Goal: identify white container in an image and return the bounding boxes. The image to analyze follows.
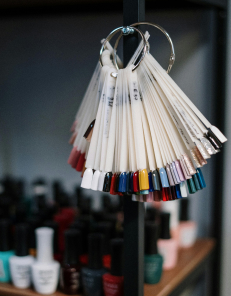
[31,227,60,295]
[10,255,34,288]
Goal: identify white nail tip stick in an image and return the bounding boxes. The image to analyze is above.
[91,170,100,190]
[97,171,106,191]
[81,168,93,189]
[180,182,188,197]
[31,227,60,295]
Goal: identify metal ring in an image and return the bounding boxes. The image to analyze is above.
[130,22,175,73]
[99,26,147,73]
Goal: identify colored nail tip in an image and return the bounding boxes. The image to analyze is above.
[196,141,211,159]
[174,160,185,182]
[70,120,77,133]
[69,132,77,145]
[190,148,203,168]
[126,172,130,193]
[103,172,112,192]
[153,190,162,202]
[175,184,182,199]
[97,172,106,191]
[139,169,149,191]
[83,119,96,139]
[140,190,149,195]
[187,178,197,194]
[192,174,201,190]
[206,131,222,149]
[194,147,207,166]
[182,154,197,175]
[146,192,154,202]
[91,170,100,190]
[200,137,216,155]
[196,168,206,188]
[161,187,168,201]
[133,171,140,192]
[68,147,80,168]
[159,168,170,188]
[148,172,154,192]
[118,172,127,193]
[166,164,175,186]
[115,173,121,193]
[110,174,117,195]
[81,168,93,189]
[169,163,177,184]
[76,153,86,172]
[170,186,177,200]
[152,170,161,191]
[179,158,191,180]
[129,172,134,193]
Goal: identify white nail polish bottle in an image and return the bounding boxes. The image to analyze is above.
[32,227,60,295]
[9,224,34,288]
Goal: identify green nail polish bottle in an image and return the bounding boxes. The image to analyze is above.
[144,222,163,284]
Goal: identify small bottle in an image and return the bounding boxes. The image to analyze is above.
[95,221,113,269]
[102,239,124,296]
[82,233,107,296]
[9,224,34,288]
[144,222,163,284]
[31,227,60,295]
[178,199,197,248]
[157,213,178,270]
[0,220,14,282]
[60,229,82,295]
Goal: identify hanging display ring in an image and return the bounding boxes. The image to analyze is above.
[99,26,147,73]
[130,22,175,73]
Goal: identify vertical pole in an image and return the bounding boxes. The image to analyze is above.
[211,8,227,296]
[123,1,145,296]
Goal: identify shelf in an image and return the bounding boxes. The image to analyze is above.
[0,239,215,296]
[144,238,215,296]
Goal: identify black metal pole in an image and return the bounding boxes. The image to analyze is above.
[211,7,227,296]
[123,1,145,296]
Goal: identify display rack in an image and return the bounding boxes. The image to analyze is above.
[0,239,215,296]
[0,0,227,295]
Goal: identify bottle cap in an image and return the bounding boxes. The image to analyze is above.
[64,229,81,265]
[36,227,54,263]
[15,223,29,256]
[110,238,124,276]
[44,220,59,253]
[180,199,189,221]
[95,221,113,255]
[0,219,12,251]
[145,222,159,255]
[160,213,171,239]
[88,233,104,269]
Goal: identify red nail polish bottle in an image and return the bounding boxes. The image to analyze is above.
[103,239,124,296]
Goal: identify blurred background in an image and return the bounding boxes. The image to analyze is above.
[0,0,230,296]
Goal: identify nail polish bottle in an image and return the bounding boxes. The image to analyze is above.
[60,229,82,295]
[178,199,197,248]
[0,220,14,282]
[82,233,107,296]
[157,213,178,270]
[103,239,124,296]
[31,227,60,295]
[162,200,180,243]
[95,222,113,269]
[9,224,34,288]
[144,223,163,284]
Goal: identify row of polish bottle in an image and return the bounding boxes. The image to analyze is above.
[144,199,198,284]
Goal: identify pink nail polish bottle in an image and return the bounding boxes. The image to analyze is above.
[157,213,178,270]
[178,199,197,248]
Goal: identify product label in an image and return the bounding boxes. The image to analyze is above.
[70,271,80,290]
[15,264,30,281]
[0,260,5,278]
[38,270,54,286]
